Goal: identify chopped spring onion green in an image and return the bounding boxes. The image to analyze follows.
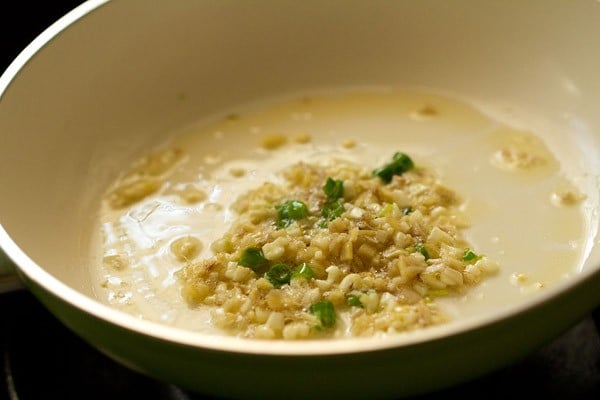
[323,177,344,200]
[239,247,268,272]
[415,242,430,260]
[310,300,336,329]
[373,152,415,183]
[346,294,363,308]
[318,179,346,227]
[321,199,345,221]
[275,199,309,228]
[291,262,314,280]
[266,263,293,287]
[463,248,482,263]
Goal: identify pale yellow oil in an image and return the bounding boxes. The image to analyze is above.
[92,88,590,335]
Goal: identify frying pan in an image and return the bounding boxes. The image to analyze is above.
[1,1,600,399]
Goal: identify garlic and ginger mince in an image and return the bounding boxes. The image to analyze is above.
[178,154,499,339]
[94,89,588,340]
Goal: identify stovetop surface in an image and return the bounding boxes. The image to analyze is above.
[2,1,600,399]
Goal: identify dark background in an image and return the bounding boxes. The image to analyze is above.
[1,1,84,71]
[1,2,600,399]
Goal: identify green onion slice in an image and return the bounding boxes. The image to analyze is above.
[275,200,309,228]
[463,248,482,263]
[291,262,314,280]
[323,177,344,200]
[321,199,344,221]
[415,242,430,260]
[265,263,293,287]
[373,152,415,183]
[309,300,336,329]
[346,294,363,308]
[239,247,268,272]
